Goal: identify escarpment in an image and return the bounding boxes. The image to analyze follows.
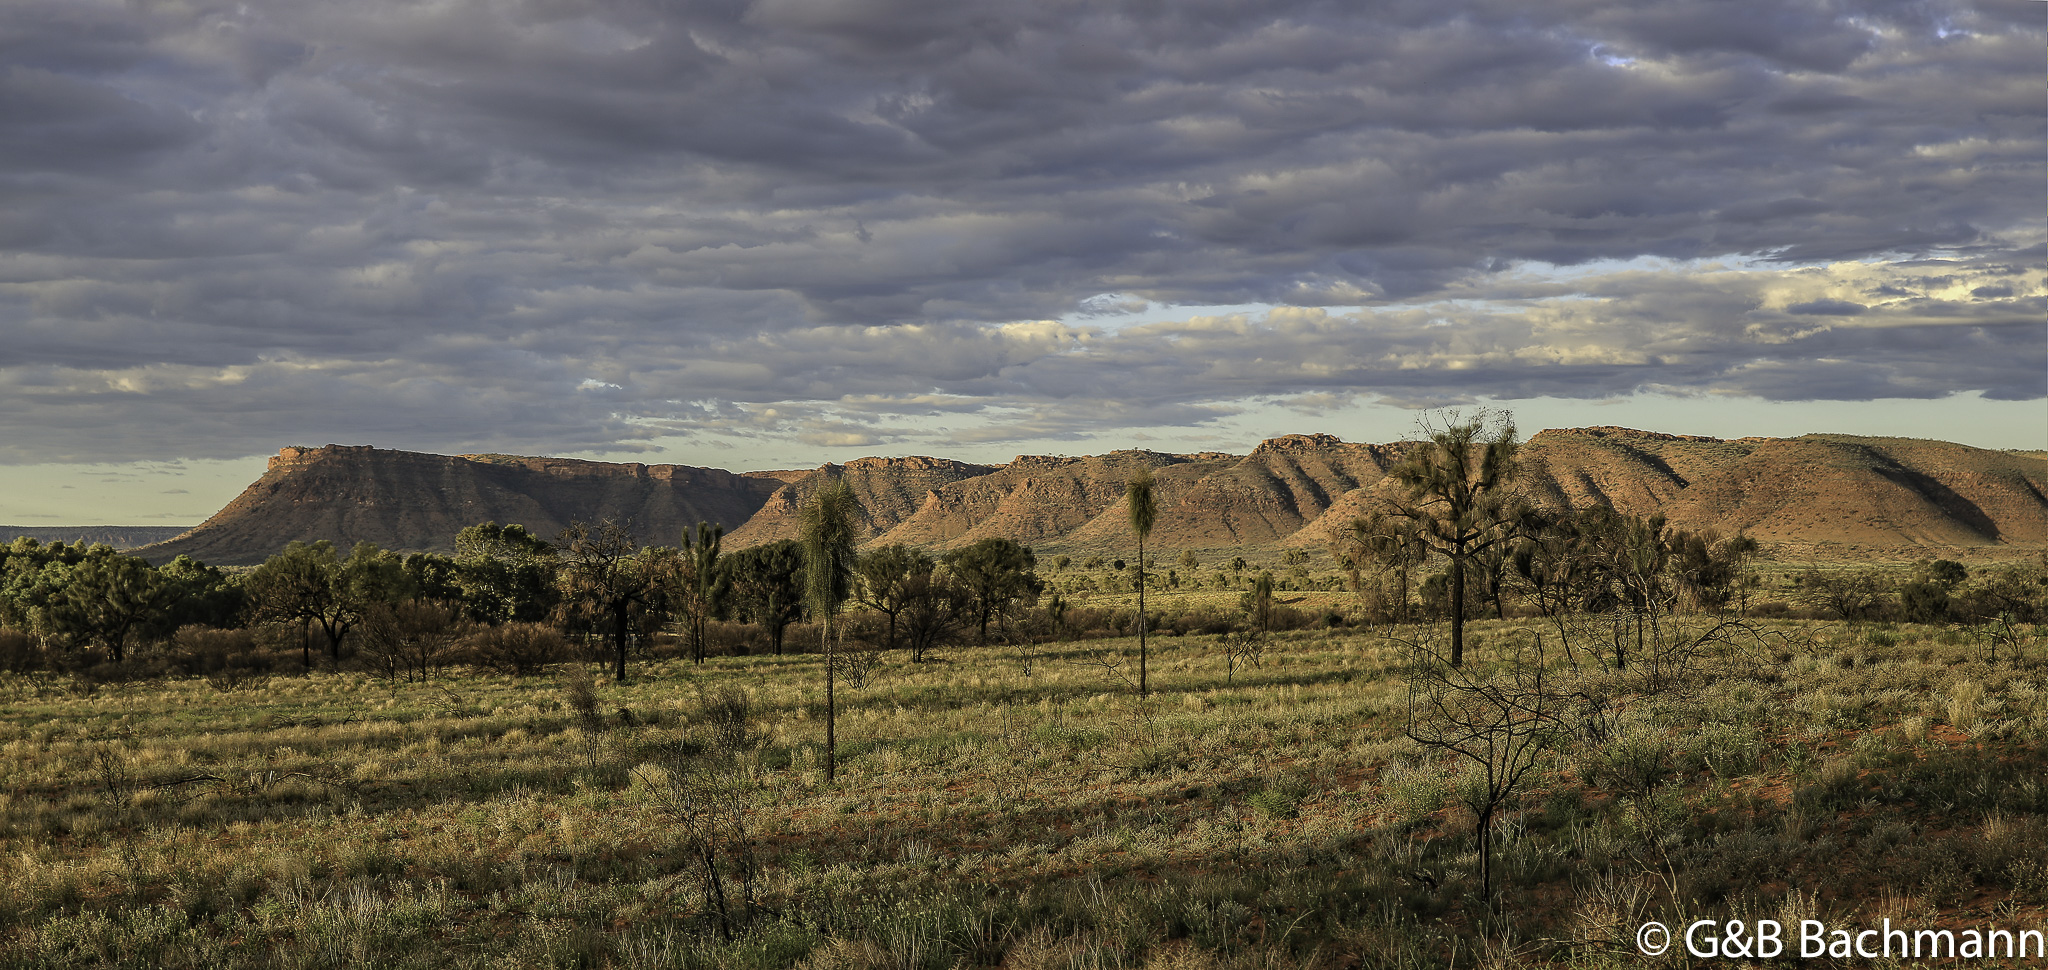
[134,430,2048,565]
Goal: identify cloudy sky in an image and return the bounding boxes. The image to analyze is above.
[2,0,2042,524]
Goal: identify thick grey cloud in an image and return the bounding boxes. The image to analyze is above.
[0,0,2040,463]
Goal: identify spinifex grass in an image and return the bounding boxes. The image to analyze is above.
[1,619,2045,968]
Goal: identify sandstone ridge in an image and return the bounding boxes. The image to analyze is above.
[134,431,2048,565]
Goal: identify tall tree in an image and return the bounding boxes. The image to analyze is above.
[50,548,169,662]
[556,520,660,682]
[245,540,411,665]
[243,540,336,668]
[799,480,860,783]
[896,570,970,663]
[157,555,244,631]
[677,522,726,664]
[1381,410,1523,667]
[943,538,1041,644]
[855,544,934,655]
[725,540,806,656]
[1126,468,1158,696]
[452,522,558,624]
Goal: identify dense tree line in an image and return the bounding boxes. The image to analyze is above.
[0,519,1053,681]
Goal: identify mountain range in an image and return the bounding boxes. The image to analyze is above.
[125,429,2048,566]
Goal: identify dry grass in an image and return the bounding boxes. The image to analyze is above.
[2,618,2045,968]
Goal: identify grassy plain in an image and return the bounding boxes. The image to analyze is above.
[3,617,2047,968]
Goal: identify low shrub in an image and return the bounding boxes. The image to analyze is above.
[0,628,40,673]
[462,622,569,675]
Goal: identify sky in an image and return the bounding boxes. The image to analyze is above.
[1,0,2043,525]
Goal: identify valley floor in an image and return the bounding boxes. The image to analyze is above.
[2,619,2045,968]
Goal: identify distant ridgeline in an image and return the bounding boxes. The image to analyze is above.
[126,430,2048,567]
[1,526,193,551]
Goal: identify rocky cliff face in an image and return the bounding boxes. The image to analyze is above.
[1132,434,1406,548]
[134,445,784,565]
[133,430,2048,566]
[724,456,998,547]
[873,450,1238,550]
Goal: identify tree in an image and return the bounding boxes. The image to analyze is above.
[243,540,336,668]
[675,523,726,664]
[1508,508,1598,623]
[1798,567,1891,622]
[157,555,244,631]
[725,540,805,656]
[1335,514,1429,623]
[1967,555,2048,623]
[1127,468,1158,696]
[1404,631,1561,908]
[1381,411,1524,667]
[556,521,661,682]
[800,480,860,783]
[856,544,935,655]
[1666,528,1760,614]
[244,540,411,666]
[358,600,464,683]
[897,570,971,663]
[944,538,1041,644]
[0,539,88,646]
[452,522,558,624]
[1242,570,1276,638]
[49,548,170,662]
[1606,513,1669,629]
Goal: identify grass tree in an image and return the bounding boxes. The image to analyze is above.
[1127,468,1157,696]
[679,522,726,664]
[800,479,860,783]
[1383,410,1523,667]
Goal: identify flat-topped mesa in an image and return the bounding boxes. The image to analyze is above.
[463,453,760,488]
[136,445,782,566]
[1533,426,1724,444]
[270,444,390,469]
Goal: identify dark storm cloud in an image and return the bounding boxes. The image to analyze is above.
[0,0,2039,461]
